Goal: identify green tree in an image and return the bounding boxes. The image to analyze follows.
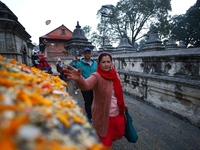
[170,0,200,47]
[170,14,189,45]
[82,25,102,48]
[185,0,200,47]
[97,0,171,47]
[90,31,103,48]
[82,25,92,39]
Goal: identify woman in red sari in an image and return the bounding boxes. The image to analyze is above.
[64,52,127,150]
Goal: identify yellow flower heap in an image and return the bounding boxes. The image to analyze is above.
[0,56,107,150]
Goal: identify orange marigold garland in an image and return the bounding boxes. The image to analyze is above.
[0,56,107,150]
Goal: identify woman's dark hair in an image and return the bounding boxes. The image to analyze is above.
[98,52,112,63]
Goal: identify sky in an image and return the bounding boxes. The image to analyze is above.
[1,0,197,45]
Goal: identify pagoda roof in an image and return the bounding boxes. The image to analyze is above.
[39,24,72,40]
[40,35,71,40]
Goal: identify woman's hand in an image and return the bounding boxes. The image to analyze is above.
[63,65,82,81]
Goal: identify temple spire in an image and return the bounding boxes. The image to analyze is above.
[76,21,81,29]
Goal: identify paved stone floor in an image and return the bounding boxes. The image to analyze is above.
[66,80,200,150]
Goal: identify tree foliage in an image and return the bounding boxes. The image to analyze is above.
[96,0,171,46]
[82,25,92,39]
[82,25,102,48]
[170,0,200,47]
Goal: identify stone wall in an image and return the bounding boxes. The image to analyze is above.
[111,47,200,127]
[48,47,200,127]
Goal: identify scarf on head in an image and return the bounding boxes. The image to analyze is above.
[96,54,125,115]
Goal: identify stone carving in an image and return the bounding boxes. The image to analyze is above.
[8,44,15,51]
[124,74,129,83]
[130,77,139,89]
[140,63,144,72]
[132,63,134,68]
[20,44,27,53]
[164,63,172,74]
[150,64,157,73]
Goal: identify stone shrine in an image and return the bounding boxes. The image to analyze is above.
[143,29,165,52]
[0,1,34,66]
[65,21,94,56]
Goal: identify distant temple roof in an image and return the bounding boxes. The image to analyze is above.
[40,35,71,40]
[39,24,72,40]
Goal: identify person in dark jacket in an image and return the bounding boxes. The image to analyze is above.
[56,58,65,80]
[32,52,40,68]
[77,48,97,124]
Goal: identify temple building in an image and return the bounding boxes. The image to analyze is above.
[39,25,73,58]
[0,1,34,66]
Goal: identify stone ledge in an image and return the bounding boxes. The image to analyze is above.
[117,69,200,88]
[112,47,200,58]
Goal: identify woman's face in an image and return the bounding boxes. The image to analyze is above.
[73,56,77,61]
[99,55,112,71]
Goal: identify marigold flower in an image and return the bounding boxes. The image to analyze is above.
[30,92,52,106]
[1,115,29,135]
[91,144,108,150]
[73,116,85,124]
[0,55,3,61]
[0,78,14,87]
[17,90,32,105]
[10,58,17,64]
[0,136,18,150]
[57,112,71,128]
[0,105,24,112]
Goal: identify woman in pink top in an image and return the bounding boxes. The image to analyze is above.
[64,52,127,150]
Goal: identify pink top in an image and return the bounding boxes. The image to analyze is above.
[109,87,120,117]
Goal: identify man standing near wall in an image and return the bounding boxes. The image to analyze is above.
[77,47,97,124]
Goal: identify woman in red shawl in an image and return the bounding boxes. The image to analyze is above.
[37,57,52,69]
[64,52,127,150]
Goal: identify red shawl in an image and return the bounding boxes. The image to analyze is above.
[97,59,125,115]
